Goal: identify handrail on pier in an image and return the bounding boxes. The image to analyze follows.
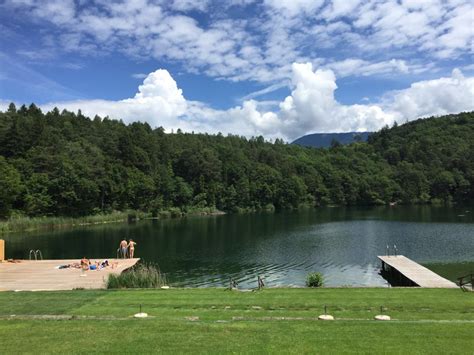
[457,273,473,291]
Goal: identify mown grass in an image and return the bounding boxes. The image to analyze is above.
[106,264,167,289]
[0,288,472,353]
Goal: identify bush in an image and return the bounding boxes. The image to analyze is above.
[106,263,166,289]
[306,272,324,287]
[263,203,275,212]
[168,207,183,218]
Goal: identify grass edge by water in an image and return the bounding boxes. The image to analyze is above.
[0,207,225,235]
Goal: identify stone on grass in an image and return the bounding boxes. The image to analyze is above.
[134,312,148,318]
[318,314,334,320]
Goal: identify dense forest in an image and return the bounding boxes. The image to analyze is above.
[0,103,472,219]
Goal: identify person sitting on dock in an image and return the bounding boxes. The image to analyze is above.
[119,239,128,258]
[80,257,90,270]
[128,239,137,258]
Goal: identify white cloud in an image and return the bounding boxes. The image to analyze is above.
[29,64,473,141]
[61,62,83,70]
[32,0,76,26]
[427,4,474,58]
[43,69,188,130]
[264,0,325,16]
[269,63,395,137]
[462,63,474,72]
[240,81,289,101]
[131,73,147,79]
[6,0,471,84]
[387,69,474,120]
[320,0,362,20]
[248,63,473,139]
[327,58,410,78]
[0,100,12,112]
[349,0,473,58]
[169,0,211,12]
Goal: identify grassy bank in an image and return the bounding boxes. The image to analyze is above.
[0,211,140,234]
[0,207,224,234]
[0,288,472,353]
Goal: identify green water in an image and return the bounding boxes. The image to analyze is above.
[3,206,473,287]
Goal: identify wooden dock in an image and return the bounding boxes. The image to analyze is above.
[378,255,457,288]
[0,258,140,291]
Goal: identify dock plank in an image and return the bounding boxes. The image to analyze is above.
[0,258,139,291]
[378,255,457,288]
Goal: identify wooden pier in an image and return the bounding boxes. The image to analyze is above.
[378,255,457,288]
[0,258,140,291]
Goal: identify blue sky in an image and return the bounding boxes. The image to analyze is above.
[0,0,473,140]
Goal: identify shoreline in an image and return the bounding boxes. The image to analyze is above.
[0,208,226,235]
[1,202,471,235]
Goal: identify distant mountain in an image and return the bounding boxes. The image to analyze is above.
[292,132,371,148]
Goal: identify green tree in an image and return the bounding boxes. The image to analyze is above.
[0,156,23,217]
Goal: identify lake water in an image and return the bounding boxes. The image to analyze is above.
[3,206,473,288]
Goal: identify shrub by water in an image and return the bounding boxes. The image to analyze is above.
[107,263,166,289]
[306,272,324,287]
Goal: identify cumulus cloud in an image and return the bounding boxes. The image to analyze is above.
[387,69,474,119]
[243,63,395,138]
[43,69,188,130]
[31,64,474,141]
[242,63,473,139]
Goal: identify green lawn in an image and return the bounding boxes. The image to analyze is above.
[0,288,473,353]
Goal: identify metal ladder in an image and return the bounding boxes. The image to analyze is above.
[386,244,398,256]
[29,249,43,260]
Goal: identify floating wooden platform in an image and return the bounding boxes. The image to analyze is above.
[0,258,140,291]
[378,255,457,288]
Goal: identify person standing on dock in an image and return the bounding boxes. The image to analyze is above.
[119,239,128,258]
[128,239,137,258]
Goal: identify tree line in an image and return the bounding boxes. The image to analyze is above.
[0,103,472,218]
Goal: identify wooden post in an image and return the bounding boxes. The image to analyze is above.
[0,239,4,261]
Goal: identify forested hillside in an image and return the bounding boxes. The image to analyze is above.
[0,103,472,218]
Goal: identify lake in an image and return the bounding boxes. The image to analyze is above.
[3,206,473,288]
